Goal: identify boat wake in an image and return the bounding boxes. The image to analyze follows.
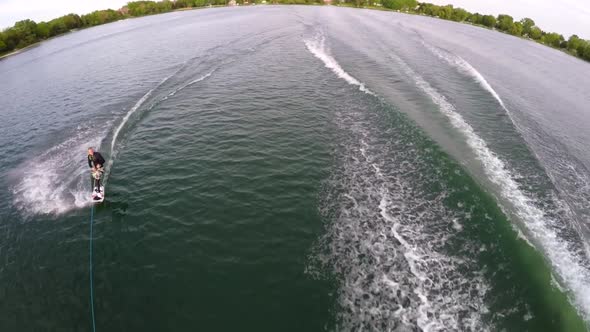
[304,32,374,96]
[390,47,590,321]
[109,69,216,163]
[305,31,490,331]
[424,42,590,269]
[421,42,509,111]
[12,66,215,217]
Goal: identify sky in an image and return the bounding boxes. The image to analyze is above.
[1,0,589,38]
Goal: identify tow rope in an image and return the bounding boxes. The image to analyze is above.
[89,204,97,332]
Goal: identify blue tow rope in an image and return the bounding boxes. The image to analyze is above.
[89,204,97,332]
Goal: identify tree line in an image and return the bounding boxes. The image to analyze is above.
[1,0,589,63]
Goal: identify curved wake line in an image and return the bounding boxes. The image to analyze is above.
[110,74,174,153]
[422,42,508,111]
[165,69,215,99]
[107,69,215,180]
[390,52,590,321]
[304,33,375,96]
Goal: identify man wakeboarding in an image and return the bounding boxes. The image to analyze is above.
[87,147,106,194]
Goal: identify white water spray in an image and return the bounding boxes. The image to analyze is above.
[304,33,374,96]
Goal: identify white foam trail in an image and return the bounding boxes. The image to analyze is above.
[367,143,488,331]
[110,69,215,154]
[422,42,509,111]
[391,53,590,320]
[189,70,215,85]
[110,74,174,153]
[322,112,490,330]
[166,70,216,98]
[379,190,436,330]
[304,33,375,95]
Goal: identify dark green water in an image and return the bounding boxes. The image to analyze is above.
[1,6,590,332]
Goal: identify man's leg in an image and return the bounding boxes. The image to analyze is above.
[97,165,103,193]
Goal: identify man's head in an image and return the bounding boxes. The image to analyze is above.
[88,148,94,155]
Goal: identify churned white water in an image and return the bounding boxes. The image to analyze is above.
[306,31,490,331]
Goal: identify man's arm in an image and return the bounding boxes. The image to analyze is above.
[88,156,93,168]
[94,152,105,166]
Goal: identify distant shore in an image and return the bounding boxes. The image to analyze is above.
[0,6,215,60]
[1,3,588,63]
[0,44,32,60]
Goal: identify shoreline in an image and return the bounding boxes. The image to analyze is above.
[0,5,220,60]
[354,5,590,63]
[0,44,34,60]
[1,4,588,64]
[0,29,79,60]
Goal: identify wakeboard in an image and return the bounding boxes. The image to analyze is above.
[92,186,105,203]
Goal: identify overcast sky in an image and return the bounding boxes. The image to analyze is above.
[1,0,589,38]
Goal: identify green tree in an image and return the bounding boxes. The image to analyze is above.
[567,35,583,53]
[520,17,535,36]
[48,18,68,35]
[382,0,417,11]
[127,1,151,16]
[559,40,568,49]
[12,19,38,48]
[437,5,453,19]
[81,9,123,26]
[416,3,438,16]
[542,32,564,48]
[61,14,82,30]
[481,15,496,28]
[174,0,190,8]
[576,40,590,57]
[582,43,590,61]
[158,0,174,11]
[451,7,469,22]
[509,21,523,36]
[496,14,514,32]
[528,26,543,40]
[467,13,482,25]
[3,29,17,50]
[36,22,50,39]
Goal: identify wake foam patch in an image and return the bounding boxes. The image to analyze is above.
[12,126,104,216]
[313,106,489,331]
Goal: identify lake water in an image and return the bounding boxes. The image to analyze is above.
[1,5,590,331]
